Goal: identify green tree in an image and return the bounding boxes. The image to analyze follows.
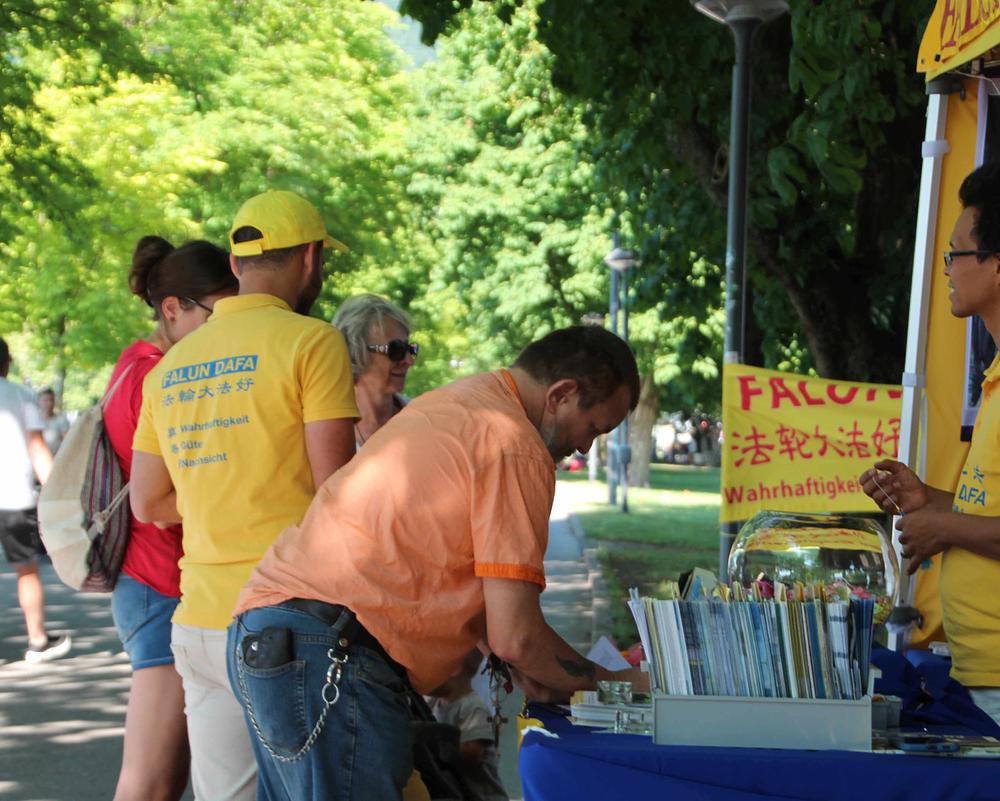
[1,0,424,403]
[402,0,930,385]
[0,1,150,243]
[400,1,721,484]
[8,73,225,397]
[404,5,606,366]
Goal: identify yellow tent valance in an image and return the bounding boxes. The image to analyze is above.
[918,0,1000,80]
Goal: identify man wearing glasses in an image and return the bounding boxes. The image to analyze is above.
[130,190,360,801]
[227,325,648,800]
[861,162,1000,725]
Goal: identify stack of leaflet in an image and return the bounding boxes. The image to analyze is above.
[569,691,654,730]
[628,586,875,701]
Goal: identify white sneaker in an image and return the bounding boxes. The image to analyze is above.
[24,633,72,664]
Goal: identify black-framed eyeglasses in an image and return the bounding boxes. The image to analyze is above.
[366,339,419,362]
[943,250,997,267]
[182,297,215,314]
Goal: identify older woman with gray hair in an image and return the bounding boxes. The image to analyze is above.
[332,293,418,449]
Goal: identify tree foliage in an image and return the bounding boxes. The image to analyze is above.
[398,1,725,483]
[0,1,150,244]
[402,3,722,408]
[1,0,934,445]
[1,0,425,399]
[405,7,605,365]
[402,0,931,384]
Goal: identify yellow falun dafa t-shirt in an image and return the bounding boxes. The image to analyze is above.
[943,351,1000,686]
[133,294,359,630]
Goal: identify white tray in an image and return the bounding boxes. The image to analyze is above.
[652,693,871,751]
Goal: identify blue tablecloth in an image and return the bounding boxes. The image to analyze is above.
[520,649,1000,801]
[520,710,998,801]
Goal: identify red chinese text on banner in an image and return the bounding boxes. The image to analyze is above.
[721,364,902,524]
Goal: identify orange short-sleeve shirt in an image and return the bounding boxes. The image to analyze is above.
[235,370,555,692]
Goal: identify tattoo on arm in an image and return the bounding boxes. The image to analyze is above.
[556,656,596,679]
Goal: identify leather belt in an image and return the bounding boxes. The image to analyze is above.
[281,598,408,681]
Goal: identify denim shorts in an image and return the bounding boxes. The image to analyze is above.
[111,573,179,670]
[228,604,414,800]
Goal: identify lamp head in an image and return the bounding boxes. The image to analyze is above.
[692,0,789,24]
[604,246,640,273]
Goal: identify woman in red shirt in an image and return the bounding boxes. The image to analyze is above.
[104,236,237,801]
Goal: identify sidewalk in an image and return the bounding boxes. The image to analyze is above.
[0,480,603,801]
[494,480,605,798]
[0,563,145,801]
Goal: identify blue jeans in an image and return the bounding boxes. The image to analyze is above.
[227,604,414,801]
[111,573,179,670]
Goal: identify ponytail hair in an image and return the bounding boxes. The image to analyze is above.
[129,236,237,319]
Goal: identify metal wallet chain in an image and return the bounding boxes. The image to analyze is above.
[237,639,349,763]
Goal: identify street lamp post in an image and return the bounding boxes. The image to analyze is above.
[607,267,620,505]
[691,0,789,574]
[605,233,640,513]
[580,312,606,481]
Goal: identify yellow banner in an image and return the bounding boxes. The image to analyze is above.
[741,527,882,554]
[918,0,1000,79]
[721,364,902,524]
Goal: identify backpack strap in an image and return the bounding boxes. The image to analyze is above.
[88,483,131,536]
[99,361,138,410]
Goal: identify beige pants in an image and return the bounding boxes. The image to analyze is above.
[172,623,256,801]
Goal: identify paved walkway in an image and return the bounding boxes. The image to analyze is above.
[0,481,603,801]
[494,481,604,798]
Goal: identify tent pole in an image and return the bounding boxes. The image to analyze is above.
[889,90,950,652]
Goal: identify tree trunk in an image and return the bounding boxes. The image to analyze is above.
[56,314,68,406]
[628,373,659,488]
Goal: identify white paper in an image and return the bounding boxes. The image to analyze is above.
[587,635,631,672]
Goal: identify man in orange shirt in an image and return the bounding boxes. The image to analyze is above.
[228,325,645,800]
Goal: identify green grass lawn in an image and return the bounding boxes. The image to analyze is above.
[560,464,722,644]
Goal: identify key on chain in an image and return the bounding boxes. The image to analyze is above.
[485,653,513,747]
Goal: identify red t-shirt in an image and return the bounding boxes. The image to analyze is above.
[103,340,183,598]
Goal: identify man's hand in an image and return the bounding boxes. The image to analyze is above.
[483,577,608,695]
[509,666,570,703]
[618,665,650,694]
[896,509,953,574]
[511,664,649,702]
[859,459,930,514]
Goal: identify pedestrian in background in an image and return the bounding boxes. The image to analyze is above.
[37,388,69,455]
[0,338,68,663]
[425,648,509,801]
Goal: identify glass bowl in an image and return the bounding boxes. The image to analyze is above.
[727,510,898,624]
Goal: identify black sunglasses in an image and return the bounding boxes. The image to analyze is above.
[182,296,215,314]
[367,339,419,362]
[943,250,997,267]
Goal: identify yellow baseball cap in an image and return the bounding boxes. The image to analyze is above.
[229,190,348,256]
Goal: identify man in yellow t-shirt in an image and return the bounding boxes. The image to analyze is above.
[862,163,1000,726]
[131,190,358,801]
